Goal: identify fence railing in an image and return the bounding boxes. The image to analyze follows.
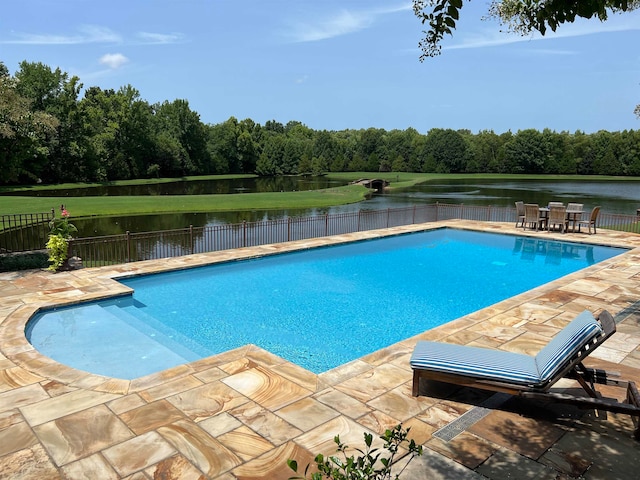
[65,203,639,268]
[0,210,55,253]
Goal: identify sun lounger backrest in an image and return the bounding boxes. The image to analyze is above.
[535,310,603,382]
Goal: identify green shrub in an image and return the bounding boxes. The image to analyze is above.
[288,424,423,480]
[0,251,49,272]
[46,208,77,272]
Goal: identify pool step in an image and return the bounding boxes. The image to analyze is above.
[27,303,201,379]
[101,302,211,359]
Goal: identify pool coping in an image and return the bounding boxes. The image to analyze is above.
[1,219,637,395]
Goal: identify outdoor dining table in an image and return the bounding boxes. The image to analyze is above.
[538,207,549,230]
[538,206,584,232]
[565,207,584,232]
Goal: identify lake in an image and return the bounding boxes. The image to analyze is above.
[67,177,640,237]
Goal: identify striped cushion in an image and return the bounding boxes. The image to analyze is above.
[410,310,602,388]
[534,310,602,382]
[410,341,540,386]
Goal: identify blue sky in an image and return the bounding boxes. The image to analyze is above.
[2,0,639,134]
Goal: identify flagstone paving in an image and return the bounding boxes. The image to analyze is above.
[1,220,639,479]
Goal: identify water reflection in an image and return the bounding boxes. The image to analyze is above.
[395,178,640,214]
[4,176,347,197]
[512,237,596,265]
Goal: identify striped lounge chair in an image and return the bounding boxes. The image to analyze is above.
[410,310,640,439]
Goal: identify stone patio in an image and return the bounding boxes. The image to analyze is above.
[1,220,639,479]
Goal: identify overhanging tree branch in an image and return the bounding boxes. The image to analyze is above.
[414,0,640,60]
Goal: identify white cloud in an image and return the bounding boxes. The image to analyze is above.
[136,32,185,44]
[99,53,129,69]
[0,25,121,45]
[0,25,185,46]
[285,3,411,43]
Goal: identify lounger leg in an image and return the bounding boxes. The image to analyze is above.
[412,371,420,397]
[627,382,640,440]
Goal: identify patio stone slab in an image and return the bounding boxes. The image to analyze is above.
[0,445,61,480]
[32,404,134,466]
[103,430,177,477]
[476,448,559,479]
[467,407,567,460]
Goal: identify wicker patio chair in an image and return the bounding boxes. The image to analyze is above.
[515,201,526,228]
[578,206,601,234]
[524,203,545,230]
[547,205,567,233]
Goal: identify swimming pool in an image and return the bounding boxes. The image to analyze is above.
[26,228,627,379]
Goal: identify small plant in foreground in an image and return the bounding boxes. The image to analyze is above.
[288,424,423,480]
[46,206,77,272]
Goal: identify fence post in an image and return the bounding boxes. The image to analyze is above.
[387,208,390,228]
[243,221,247,247]
[325,213,329,236]
[412,205,416,224]
[357,210,361,232]
[189,225,194,254]
[436,202,439,222]
[126,231,131,263]
[460,203,464,220]
[287,217,291,242]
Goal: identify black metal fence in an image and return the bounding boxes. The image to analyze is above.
[2,204,637,266]
[66,203,639,268]
[0,210,55,253]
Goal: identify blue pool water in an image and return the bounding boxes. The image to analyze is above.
[27,229,626,379]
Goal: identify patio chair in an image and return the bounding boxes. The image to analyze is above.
[515,201,525,228]
[410,310,640,439]
[524,203,545,231]
[547,205,567,233]
[578,206,601,234]
[548,201,565,208]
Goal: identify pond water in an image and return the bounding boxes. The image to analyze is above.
[68,177,640,237]
[5,176,346,197]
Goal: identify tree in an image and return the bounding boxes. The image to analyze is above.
[207,117,239,174]
[15,61,67,113]
[152,99,210,176]
[503,129,546,173]
[413,1,640,59]
[0,72,59,183]
[13,61,92,183]
[423,128,469,173]
[256,135,285,175]
[467,129,506,173]
[80,85,155,180]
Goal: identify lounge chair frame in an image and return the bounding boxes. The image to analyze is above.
[411,311,640,439]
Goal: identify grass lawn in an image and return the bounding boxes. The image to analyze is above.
[0,184,371,218]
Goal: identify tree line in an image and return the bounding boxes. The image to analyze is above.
[1,60,639,186]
